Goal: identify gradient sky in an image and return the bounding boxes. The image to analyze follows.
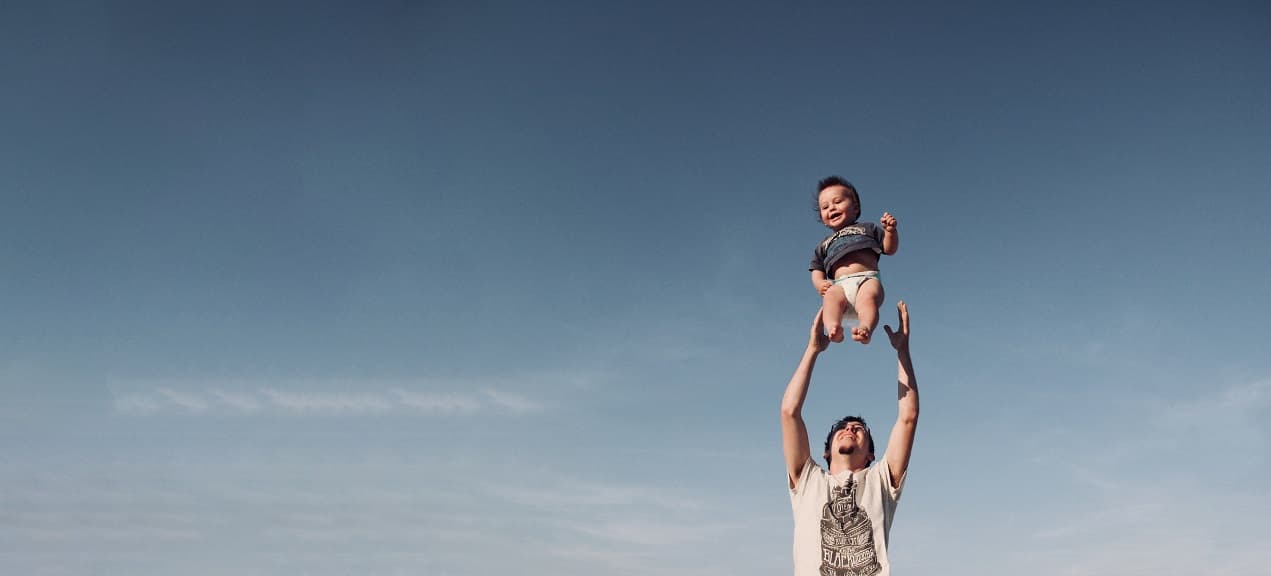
[3,1,1270,575]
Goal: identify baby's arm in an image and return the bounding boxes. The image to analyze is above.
[811,269,832,295]
[881,212,899,255]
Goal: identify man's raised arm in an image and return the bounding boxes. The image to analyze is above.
[782,310,829,489]
[882,301,919,487]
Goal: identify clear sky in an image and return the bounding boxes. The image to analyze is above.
[3,1,1270,574]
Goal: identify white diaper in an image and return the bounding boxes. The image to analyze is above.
[832,271,882,320]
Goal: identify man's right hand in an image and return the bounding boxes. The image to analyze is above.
[810,309,829,353]
[785,309,827,488]
[882,300,910,354]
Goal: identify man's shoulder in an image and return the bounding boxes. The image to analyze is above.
[864,458,904,498]
[791,458,828,494]
[800,458,828,479]
[867,457,895,474]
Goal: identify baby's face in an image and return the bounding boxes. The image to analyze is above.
[818,186,858,229]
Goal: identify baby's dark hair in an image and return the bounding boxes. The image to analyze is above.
[812,175,861,221]
[822,415,875,466]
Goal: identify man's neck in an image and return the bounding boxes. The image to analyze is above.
[829,458,870,476]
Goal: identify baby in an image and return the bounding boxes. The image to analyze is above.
[809,176,898,344]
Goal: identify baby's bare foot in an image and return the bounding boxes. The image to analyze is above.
[827,324,845,343]
[851,325,872,344]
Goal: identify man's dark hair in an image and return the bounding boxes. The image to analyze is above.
[813,176,861,221]
[823,415,875,466]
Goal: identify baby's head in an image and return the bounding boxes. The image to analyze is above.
[814,175,861,230]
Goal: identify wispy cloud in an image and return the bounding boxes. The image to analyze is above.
[156,387,209,412]
[0,525,205,543]
[112,394,162,414]
[557,516,735,547]
[105,368,615,418]
[259,389,395,414]
[393,390,482,413]
[1010,377,1271,576]
[1157,378,1270,423]
[1140,378,1270,469]
[1019,483,1271,576]
[495,479,705,511]
[209,389,261,412]
[452,471,755,576]
[110,380,555,417]
[480,388,544,414]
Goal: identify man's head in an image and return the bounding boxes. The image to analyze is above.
[823,415,875,467]
[815,176,861,229]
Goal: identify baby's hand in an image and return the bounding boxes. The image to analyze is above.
[817,279,833,296]
[880,212,897,232]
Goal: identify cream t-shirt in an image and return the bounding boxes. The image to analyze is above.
[789,458,904,576]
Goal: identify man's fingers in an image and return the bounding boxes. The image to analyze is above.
[896,300,909,334]
[883,325,895,338]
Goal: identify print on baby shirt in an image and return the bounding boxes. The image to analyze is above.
[819,476,880,576]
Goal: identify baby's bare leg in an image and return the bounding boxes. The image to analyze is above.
[851,279,884,344]
[822,286,848,343]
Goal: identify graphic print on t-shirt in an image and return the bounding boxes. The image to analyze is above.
[820,225,870,252]
[819,478,880,576]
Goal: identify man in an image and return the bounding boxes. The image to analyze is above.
[781,301,919,576]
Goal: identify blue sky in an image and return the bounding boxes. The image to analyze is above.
[3,1,1269,574]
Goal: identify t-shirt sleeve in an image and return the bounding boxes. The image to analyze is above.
[870,222,885,246]
[873,457,905,502]
[809,246,825,272]
[789,458,819,505]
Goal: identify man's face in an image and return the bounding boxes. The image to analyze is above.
[831,421,870,459]
[823,419,874,465]
[817,185,858,229]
